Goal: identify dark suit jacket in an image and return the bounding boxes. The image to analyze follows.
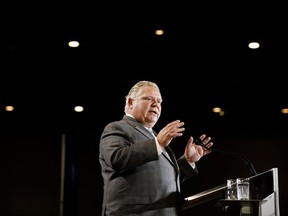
[99,115,198,216]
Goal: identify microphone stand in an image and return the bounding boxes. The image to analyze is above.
[212,149,257,176]
[194,138,257,176]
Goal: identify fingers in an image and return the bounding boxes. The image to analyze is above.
[197,134,213,156]
[199,134,213,146]
[199,134,211,143]
[206,142,213,149]
[187,136,193,146]
[164,120,185,139]
[157,120,185,147]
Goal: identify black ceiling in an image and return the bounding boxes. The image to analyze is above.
[5,1,288,38]
[4,1,288,69]
[2,1,288,131]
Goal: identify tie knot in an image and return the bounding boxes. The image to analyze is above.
[147,128,154,136]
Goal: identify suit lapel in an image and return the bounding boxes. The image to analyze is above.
[164,147,179,171]
[124,115,179,171]
[124,115,155,139]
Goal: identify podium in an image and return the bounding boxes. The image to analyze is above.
[182,167,280,216]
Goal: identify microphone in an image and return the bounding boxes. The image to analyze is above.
[194,137,257,176]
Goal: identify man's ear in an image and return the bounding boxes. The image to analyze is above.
[128,97,134,107]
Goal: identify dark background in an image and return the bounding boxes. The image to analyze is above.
[2,1,288,216]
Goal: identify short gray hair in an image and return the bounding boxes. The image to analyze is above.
[124,80,160,113]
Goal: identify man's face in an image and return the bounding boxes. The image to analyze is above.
[129,86,162,128]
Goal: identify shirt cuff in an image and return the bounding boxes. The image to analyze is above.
[189,161,196,169]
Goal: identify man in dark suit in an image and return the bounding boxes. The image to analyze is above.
[99,80,213,216]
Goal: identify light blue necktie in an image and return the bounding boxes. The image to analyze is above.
[147,128,155,137]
